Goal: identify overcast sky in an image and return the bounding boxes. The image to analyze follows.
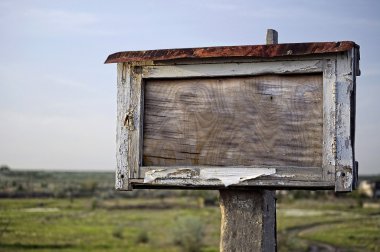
[0,0,379,174]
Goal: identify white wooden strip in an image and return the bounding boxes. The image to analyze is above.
[140,166,323,185]
[335,50,355,192]
[130,178,334,189]
[116,63,132,190]
[142,60,323,78]
[128,67,143,180]
[322,59,337,182]
[201,168,276,187]
[352,47,359,189]
[144,167,276,187]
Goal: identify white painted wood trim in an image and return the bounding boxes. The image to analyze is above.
[142,60,323,79]
[129,176,333,189]
[322,59,337,182]
[116,63,132,190]
[129,67,143,180]
[335,50,355,192]
[138,166,324,188]
[144,167,276,187]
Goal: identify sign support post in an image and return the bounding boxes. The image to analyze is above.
[219,30,278,252]
[219,189,276,251]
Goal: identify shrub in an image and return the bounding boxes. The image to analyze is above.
[91,198,99,210]
[0,165,10,172]
[135,229,149,244]
[112,224,124,239]
[172,216,205,252]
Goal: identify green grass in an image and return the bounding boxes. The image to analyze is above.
[1,198,380,251]
[298,216,380,251]
[0,198,220,252]
[277,200,380,252]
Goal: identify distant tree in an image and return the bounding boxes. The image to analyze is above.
[17,184,24,192]
[0,165,10,172]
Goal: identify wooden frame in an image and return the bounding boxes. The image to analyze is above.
[115,50,359,192]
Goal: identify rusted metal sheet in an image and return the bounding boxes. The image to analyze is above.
[105,41,358,64]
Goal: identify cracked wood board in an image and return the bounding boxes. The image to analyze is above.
[143,75,323,168]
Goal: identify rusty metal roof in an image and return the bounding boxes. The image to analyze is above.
[105,41,358,64]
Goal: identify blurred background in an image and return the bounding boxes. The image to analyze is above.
[0,0,379,251]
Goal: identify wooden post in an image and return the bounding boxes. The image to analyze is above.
[218,29,278,252]
[219,190,276,251]
[266,29,278,45]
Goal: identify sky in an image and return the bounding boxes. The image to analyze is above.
[0,0,379,174]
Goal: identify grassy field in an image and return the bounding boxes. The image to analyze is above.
[0,197,379,252]
[0,169,379,251]
[0,198,220,252]
[277,199,380,252]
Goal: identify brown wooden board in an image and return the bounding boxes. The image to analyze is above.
[143,75,323,168]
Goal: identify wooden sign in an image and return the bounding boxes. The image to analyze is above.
[105,41,360,192]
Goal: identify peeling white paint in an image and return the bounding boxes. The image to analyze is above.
[343,173,353,189]
[200,168,276,187]
[143,167,276,187]
[272,174,295,178]
[144,169,165,183]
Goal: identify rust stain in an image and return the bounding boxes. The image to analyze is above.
[105,41,358,64]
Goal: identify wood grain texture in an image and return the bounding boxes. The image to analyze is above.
[219,190,276,252]
[116,63,131,190]
[129,66,143,179]
[322,59,337,183]
[335,50,356,192]
[142,60,322,79]
[143,74,323,168]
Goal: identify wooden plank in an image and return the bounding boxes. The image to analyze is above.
[116,63,132,190]
[138,166,325,189]
[322,59,337,182]
[116,64,144,191]
[142,60,322,78]
[143,75,323,168]
[129,66,143,179]
[266,29,278,45]
[131,55,334,66]
[140,166,323,182]
[129,177,334,189]
[144,167,276,186]
[335,50,355,192]
[105,41,357,64]
[352,47,359,189]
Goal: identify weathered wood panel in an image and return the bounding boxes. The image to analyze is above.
[143,75,323,168]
